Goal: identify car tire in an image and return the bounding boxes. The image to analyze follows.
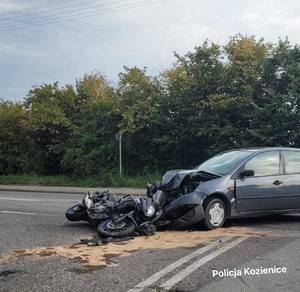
[203,198,226,230]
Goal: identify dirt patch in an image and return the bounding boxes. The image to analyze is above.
[0,227,271,270]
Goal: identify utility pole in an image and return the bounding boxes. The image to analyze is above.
[116,131,123,176]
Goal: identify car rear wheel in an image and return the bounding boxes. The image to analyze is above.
[203,198,226,230]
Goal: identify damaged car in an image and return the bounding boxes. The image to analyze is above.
[151,147,300,230]
[66,147,300,234]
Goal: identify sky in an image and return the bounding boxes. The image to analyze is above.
[1,0,300,101]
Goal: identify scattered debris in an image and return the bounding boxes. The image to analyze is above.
[0,227,272,271]
[0,269,24,279]
[86,235,136,246]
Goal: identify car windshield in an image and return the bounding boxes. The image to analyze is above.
[195,150,253,176]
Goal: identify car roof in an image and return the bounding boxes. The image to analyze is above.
[236,147,300,153]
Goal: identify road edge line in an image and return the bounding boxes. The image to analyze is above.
[127,237,233,292]
[160,236,249,290]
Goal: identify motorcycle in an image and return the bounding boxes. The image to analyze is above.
[97,190,165,238]
[65,191,118,226]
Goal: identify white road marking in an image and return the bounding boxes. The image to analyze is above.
[127,237,232,292]
[0,197,75,203]
[160,236,248,290]
[0,210,60,216]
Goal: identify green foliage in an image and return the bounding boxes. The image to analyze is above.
[23,83,73,174]
[0,101,30,174]
[1,35,300,183]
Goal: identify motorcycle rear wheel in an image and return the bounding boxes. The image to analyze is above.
[97,218,136,238]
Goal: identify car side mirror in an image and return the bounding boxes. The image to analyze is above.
[239,169,254,178]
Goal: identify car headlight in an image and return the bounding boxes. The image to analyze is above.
[146,205,156,217]
[84,195,93,209]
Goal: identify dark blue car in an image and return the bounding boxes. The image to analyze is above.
[159,147,300,230]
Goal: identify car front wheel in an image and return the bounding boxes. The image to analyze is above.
[203,198,226,230]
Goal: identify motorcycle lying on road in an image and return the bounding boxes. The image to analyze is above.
[66,190,164,236]
[66,168,221,237]
[97,190,165,237]
[65,191,118,227]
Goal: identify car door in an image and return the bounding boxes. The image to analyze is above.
[235,150,284,212]
[277,150,300,210]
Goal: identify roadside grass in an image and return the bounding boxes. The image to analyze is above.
[0,174,162,188]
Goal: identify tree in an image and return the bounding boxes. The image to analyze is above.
[115,67,162,173]
[24,83,73,174]
[0,101,30,174]
[246,39,300,146]
[155,41,226,168]
[224,34,270,99]
[62,73,121,176]
[2,35,300,178]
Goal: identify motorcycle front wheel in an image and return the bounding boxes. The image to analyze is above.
[97,218,136,238]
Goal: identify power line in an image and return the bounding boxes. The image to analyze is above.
[0,0,165,31]
[0,0,133,25]
[0,0,121,23]
[0,0,129,27]
[0,0,90,19]
[0,0,166,32]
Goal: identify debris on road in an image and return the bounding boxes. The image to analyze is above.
[0,227,272,271]
[85,235,136,246]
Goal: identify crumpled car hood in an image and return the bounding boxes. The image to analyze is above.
[161,169,198,190]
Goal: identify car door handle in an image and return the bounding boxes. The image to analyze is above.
[273,180,283,186]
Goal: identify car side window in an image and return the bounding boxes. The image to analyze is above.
[244,151,280,177]
[283,151,300,174]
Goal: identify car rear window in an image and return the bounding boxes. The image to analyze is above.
[283,151,300,174]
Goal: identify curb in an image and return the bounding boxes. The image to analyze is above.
[0,185,144,196]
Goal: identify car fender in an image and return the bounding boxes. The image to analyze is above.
[193,177,237,216]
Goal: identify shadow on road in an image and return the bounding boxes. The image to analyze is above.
[63,221,95,231]
[228,213,300,228]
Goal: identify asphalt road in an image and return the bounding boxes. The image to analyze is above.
[1,190,300,292]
